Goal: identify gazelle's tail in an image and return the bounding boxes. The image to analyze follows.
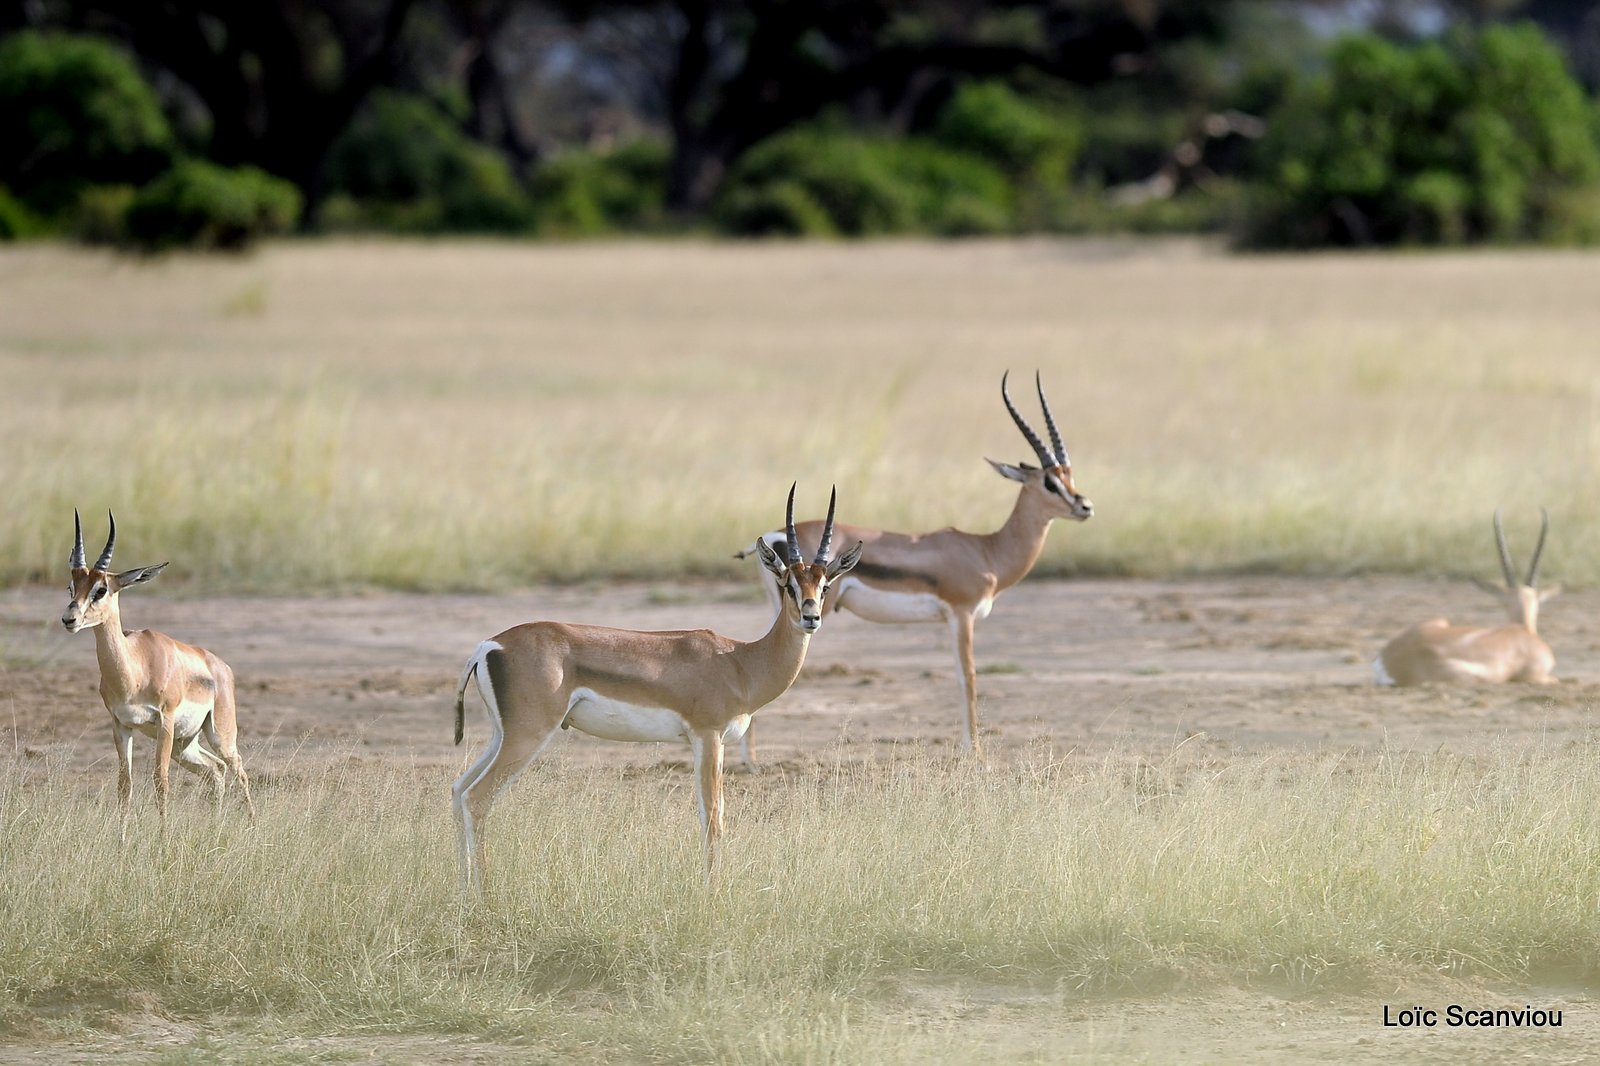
[454,642,497,745]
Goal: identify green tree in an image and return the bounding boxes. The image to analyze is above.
[0,30,173,214]
[1252,22,1600,245]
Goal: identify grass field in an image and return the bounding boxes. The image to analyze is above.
[2,238,1599,590]
[4,239,1600,1063]
[3,747,1597,1062]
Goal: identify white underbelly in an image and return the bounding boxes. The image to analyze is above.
[565,689,688,744]
[834,577,948,624]
[111,700,211,739]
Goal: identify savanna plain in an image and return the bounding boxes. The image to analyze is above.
[2,238,1600,1064]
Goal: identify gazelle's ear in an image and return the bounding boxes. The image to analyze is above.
[112,562,168,590]
[986,458,1035,483]
[1539,583,1563,602]
[827,541,864,578]
[754,538,788,579]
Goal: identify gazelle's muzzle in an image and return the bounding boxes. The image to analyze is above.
[1071,495,1094,520]
[799,599,821,631]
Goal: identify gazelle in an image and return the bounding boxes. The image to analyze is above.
[61,511,255,839]
[1376,509,1559,686]
[451,485,861,889]
[736,372,1092,760]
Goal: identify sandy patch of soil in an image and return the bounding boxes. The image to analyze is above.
[3,575,1597,1063]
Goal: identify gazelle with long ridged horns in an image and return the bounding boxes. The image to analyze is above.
[452,485,861,890]
[1376,509,1559,686]
[737,372,1092,760]
[60,511,255,839]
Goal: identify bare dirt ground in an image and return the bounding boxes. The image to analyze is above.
[4,574,1598,1064]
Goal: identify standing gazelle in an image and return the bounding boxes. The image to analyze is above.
[451,485,861,890]
[61,511,255,839]
[737,372,1092,760]
[1376,509,1559,686]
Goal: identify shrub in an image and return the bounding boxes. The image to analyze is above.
[933,80,1081,186]
[718,129,1013,237]
[529,141,668,235]
[0,186,46,240]
[324,91,530,233]
[123,161,301,251]
[1247,24,1600,246]
[70,184,136,245]
[0,31,173,215]
[714,181,837,237]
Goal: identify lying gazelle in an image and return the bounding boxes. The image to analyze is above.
[452,485,861,889]
[737,372,1092,760]
[1375,509,1558,686]
[61,511,255,839]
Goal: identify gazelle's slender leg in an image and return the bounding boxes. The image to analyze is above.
[691,730,727,878]
[947,609,980,755]
[153,712,176,825]
[113,722,135,843]
[452,657,564,892]
[173,736,226,802]
[207,666,256,821]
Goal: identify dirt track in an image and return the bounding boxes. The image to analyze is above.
[6,574,1599,781]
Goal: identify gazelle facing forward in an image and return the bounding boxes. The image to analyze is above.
[61,511,255,839]
[737,372,1092,760]
[452,485,861,890]
[1376,509,1559,686]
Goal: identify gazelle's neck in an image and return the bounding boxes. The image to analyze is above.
[1510,588,1541,635]
[738,609,813,711]
[981,487,1057,592]
[92,598,140,696]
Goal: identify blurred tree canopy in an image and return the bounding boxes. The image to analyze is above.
[1,0,1598,246]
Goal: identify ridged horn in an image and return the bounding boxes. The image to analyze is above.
[1000,371,1053,468]
[814,486,838,565]
[1036,371,1068,467]
[70,509,85,570]
[1526,507,1550,588]
[1492,509,1517,588]
[94,510,116,572]
[785,482,802,565]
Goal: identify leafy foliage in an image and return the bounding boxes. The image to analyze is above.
[323,92,530,233]
[0,31,174,215]
[528,142,669,236]
[123,161,302,251]
[0,186,47,240]
[1248,24,1600,246]
[933,80,1081,186]
[717,129,1014,237]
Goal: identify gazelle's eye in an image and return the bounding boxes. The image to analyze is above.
[91,587,106,601]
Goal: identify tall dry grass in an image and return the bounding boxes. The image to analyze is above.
[2,239,1599,590]
[2,747,1596,1058]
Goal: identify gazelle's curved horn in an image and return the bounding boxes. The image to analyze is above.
[785,483,802,565]
[1036,371,1068,467]
[1526,507,1550,588]
[1000,371,1052,468]
[94,511,116,572]
[1492,509,1517,588]
[70,509,86,570]
[815,486,838,565]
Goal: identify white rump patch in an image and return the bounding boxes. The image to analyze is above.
[1371,657,1396,686]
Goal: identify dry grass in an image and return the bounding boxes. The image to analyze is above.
[2,746,1597,1060]
[2,238,1599,590]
